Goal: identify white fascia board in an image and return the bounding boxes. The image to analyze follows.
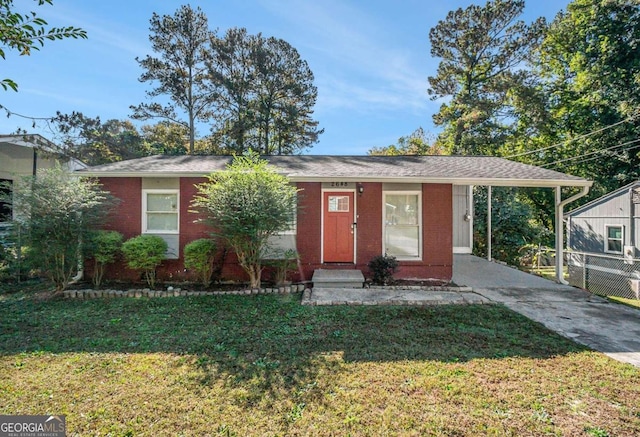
[76,171,592,188]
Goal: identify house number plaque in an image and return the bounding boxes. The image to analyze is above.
[329,182,349,188]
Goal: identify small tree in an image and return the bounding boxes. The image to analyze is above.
[192,154,299,288]
[4,167,116,292]
[184,238,217,287]
[121,235,167,288]
[264,248,298,286]
[88,230,123,288]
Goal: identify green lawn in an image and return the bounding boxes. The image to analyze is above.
[1,287,639,436]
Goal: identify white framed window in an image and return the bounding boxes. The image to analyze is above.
[142,190,179,234]
[383,191,422,260]
[604,225,623,254]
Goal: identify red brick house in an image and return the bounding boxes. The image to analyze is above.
[78,155,591,284]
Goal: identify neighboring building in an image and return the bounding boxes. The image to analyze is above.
[566,181,640,258]
[0,134,86,223]
[78,154,591,283]
[566,182,640,298]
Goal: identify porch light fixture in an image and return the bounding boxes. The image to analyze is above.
[358,184,364,195]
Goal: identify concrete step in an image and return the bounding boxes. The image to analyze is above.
[312,269,364,288]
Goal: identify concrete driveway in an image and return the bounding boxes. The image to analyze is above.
[454,255,640,367]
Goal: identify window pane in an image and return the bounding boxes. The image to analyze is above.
[608,239,622,253]
[147,193,177,212]
[147,213,178,231]
[607,227,622,239]
[328,196,349,212]
[385,194,418,225]
[386,226,419,257]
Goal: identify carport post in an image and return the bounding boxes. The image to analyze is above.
[487,185,492,261]
[555,187,564,283]
[555,185,591,284]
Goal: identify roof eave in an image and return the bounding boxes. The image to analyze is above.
[78,170,592,188]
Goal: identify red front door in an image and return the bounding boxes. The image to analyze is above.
[323,192,355,262]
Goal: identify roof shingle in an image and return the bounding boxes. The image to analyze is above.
[78,155,591,187]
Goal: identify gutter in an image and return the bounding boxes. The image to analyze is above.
[556,185,591,284]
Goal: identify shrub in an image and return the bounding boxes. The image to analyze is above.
[264,249,298,286]
[192,153,299,289]
[184,238,217,287]
[121,235,167,288]
[3,168,116,292]
[88,230,123,288]
[368,254,399,285]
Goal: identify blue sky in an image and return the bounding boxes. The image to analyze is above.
[1,0,570,155]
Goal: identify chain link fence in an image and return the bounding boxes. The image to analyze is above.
[567,251,640,300]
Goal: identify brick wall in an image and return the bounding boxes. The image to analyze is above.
[95,178,453,285]
[420,183,453,279]
[97,177,141,281]
[356,182,383,272]
[295,182,321,280]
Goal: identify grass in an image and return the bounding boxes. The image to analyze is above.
[1,287,639,436]
[607,295,640,309]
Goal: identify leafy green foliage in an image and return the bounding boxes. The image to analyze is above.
[0,0,87,91]
[264,248,298,286]
[121,235,167,288]
[367,254,399,285]
[87,230,123,288]
[524,0,640,198]
[184,238,217,287]
[192,154,299,288]
[473,187,552,266]
[52,112,150,166]
[3,167,115,291]
[368,127,444,156]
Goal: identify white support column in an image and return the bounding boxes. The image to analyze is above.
[487,185,492,261]
[555,186,564,283]
[555,185,591,284]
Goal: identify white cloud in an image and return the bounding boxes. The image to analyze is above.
[259,0,430,114]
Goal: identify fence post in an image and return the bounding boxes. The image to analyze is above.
[582,252,586,290]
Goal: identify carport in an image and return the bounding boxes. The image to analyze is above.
[453,254,640,367]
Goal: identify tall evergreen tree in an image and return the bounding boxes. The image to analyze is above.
[207,28,322,155]
[130,5,214,154]
[428,0,545,155]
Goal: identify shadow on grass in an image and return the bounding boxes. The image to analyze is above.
[0,292,588,406]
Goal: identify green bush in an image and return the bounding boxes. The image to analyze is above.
[3,168,116,292]
[264,249,298,286]
[368,254,399,285]
[121,235,167,288]
[184,238,217,287]
[88,230,123,288]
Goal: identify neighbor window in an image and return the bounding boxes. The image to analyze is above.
[605,225,623,254]
[384,191,421,260]
[143,190,179,233]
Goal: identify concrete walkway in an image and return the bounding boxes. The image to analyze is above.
[454,255,640,367]
[304,286,491,306]
[304,255,640,367]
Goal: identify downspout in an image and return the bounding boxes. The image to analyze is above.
[487,185,492,261]
[629,186,636,250]
[555,185,591,284]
